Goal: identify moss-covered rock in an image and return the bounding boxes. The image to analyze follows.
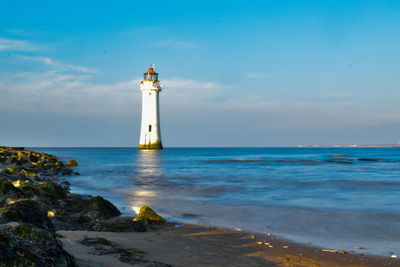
[133,206,167,225]
[0,199,52,230]
[21,169,37,177]
[11,180,27,188]
[66,160,78,166]
[0,222,76,266]
[11,223,54,243]
[65,195,121,221]
[0,180,23,206]
[7,168,18,174]
[34,181,68,200]
[131,217,149,232]
[84,196,121,220]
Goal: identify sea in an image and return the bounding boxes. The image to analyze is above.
[31,147,400,257]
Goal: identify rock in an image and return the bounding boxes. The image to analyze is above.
[61,168,74,176]
[34,181,68,200]
[0,180,23,205]
[82,196,121,219]
[6,168,18,174]
[131,217,149,232]
[0,199,52,230]
[0,232,14,261]
[134,206,167,225]
[11,180,28,188]
[66,160,78,166]
[11,223,54,243]
[0,222,76,266]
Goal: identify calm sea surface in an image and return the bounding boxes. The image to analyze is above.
[31,147,400,256]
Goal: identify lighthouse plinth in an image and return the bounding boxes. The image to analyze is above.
[138,66,163,150]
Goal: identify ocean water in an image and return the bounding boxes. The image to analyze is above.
[32,147,400,256]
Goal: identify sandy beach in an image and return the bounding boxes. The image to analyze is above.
[58,222,399,267]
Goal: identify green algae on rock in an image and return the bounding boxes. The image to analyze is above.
[134,206,167,225]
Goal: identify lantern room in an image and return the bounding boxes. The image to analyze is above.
[144,67,158,81]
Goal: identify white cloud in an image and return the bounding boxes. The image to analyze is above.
[0,38,40,51]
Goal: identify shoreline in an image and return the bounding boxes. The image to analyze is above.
[58,220,399,267]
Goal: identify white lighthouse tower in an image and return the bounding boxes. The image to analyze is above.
[138,65,163,150]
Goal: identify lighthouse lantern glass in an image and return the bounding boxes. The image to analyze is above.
[144,73,158,81]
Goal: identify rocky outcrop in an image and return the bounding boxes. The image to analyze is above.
[0,146,170,266]
[0,147,86,266]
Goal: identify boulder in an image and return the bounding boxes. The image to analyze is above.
[133,206,167,225]
[65,196,120,221]
[66,160,78,166]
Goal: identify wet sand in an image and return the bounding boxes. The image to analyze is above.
[58,223,399,267]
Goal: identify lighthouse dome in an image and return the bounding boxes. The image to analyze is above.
[144,67,158,81]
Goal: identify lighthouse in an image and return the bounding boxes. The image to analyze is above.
[138,65,163,150]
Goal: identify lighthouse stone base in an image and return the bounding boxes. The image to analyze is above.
[138,142,163,150]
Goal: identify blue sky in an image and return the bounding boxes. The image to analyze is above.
[1,0,400,147]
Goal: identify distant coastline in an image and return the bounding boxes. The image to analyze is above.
[297,144,400,148]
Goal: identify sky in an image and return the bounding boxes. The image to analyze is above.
[1,0,400,147]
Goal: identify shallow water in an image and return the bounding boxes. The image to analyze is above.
[32,147,400,256]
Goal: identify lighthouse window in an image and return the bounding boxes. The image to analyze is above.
[149,125,152,132]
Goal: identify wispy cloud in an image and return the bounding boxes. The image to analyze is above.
[0,71,139,117]
[0,38,40,51]
[245,73,270,79]
[20,55,97,74]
